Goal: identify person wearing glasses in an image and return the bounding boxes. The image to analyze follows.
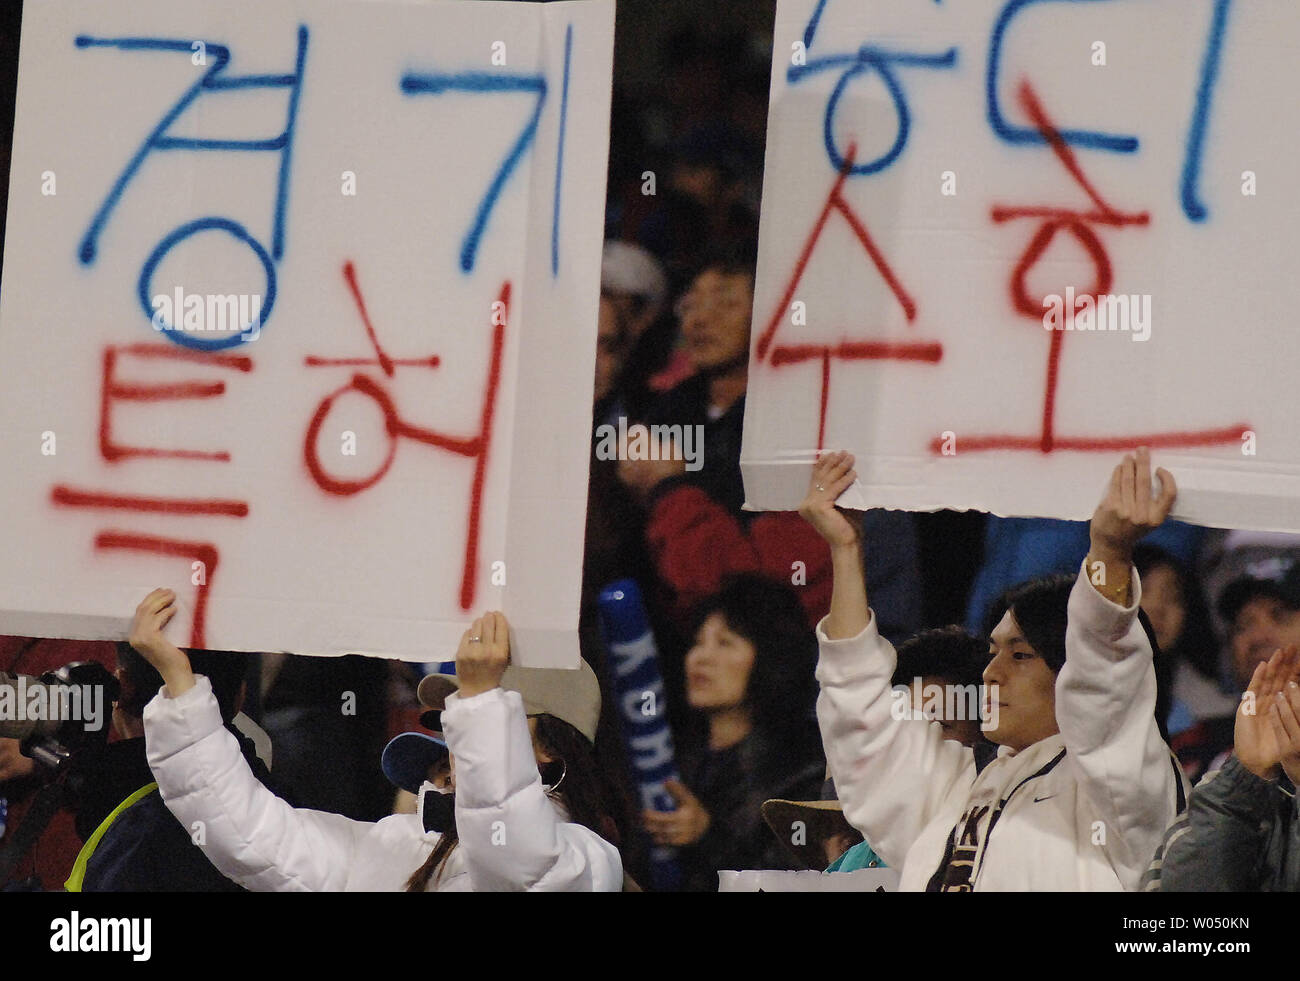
[615,244,835,636]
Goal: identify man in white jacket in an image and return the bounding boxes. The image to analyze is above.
[799,448,1187,891]
[131,596,623,891]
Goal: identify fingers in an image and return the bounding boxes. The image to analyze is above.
[491,611,509,658]
[641,808,686,846]
[1119,453,1135,516]
[642,809,675,829]
[1134,448,1152,524]
[664,778,691,804]
[806,452,857,513]
[1275,683,1300,744]
[1266,647,1287,695]
[1258,646,1300,699]
[1276,647,1296,689]
[470,612,509,655]
[642,808,677,837]
[822,451,854,484]
[138,588,174,617]
[1107,460,1122,503]
[131,589,177,651]
[1281,654,1300,692]
[1098,449,1175,541]
[1245,658,1269,705]
[462,617,484,651]
[828,467,858,498]
[1153,466,1177,518]
[1126,449,1176,522]
[1276,645,1300,687]
[811,451,853,492]
[460,613,510,666]
[1260,648,1283,699]
[1267,707,1289,754]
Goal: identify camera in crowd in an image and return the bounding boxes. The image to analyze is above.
[0,663,119,773]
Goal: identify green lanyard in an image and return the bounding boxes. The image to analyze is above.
[65,782,159,893]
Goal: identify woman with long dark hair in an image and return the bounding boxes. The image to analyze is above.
[130,592,623,891]
[642,573,825,891]
[1131,543,1237,777]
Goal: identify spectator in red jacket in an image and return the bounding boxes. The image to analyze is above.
[616,244,833,634]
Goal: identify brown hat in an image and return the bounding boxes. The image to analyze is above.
[761,799,863,871]
[417,660,602,744]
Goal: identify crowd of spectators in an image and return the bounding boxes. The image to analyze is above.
[2,14,1297,893]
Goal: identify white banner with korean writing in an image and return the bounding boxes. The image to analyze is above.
[0,0,614,665]
[742,0,1300,531]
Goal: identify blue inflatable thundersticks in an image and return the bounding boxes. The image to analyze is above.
[597,578,682,891]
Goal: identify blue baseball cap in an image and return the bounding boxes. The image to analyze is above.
[381,731,448,794]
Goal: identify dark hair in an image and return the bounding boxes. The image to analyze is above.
[893,626,988,688]
[695,239,758,285]
[984,570,1174,739]
[406,815,459,893]
[1132,543,1220,680]
[404,712,620,892]
[985,575,1076,673]
[533,714,621,847]
[115,642,249,722]
[689,574,819,740]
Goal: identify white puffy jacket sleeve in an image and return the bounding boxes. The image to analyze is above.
[815,611,975,867]
[1059,561,1184,887]
[441,687,622,891]
[144,675,369,892]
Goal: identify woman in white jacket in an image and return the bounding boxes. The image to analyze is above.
[129,594,623,892]
[799,447,1187,891]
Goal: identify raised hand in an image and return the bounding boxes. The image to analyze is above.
[1267,677,1300,786]
[455,611,510,699]
[128,588,194,697]
[1235,645,1300,781]
[1090,447,1177,562]
[1087,448,1176,605]
[798,451,860,550]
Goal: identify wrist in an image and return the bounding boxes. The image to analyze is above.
[455,681,501,701]
[143,642,192,692]
[830,540,862,561]
[1236,753,1281,782]
[1086,550,1132,604]
[1088,536,1131,566]
[160,663,196,698]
